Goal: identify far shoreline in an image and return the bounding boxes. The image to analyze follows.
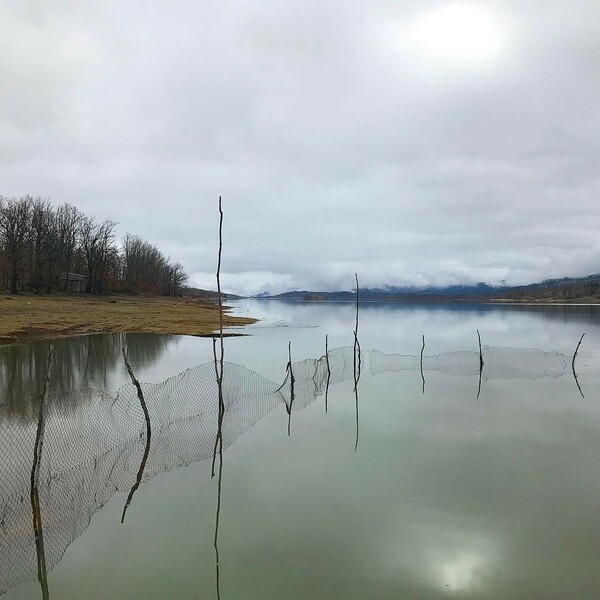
[251,296,600,305]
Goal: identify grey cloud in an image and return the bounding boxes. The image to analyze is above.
[1,0,599,295]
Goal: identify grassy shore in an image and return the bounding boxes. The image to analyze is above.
[0,293,256,345]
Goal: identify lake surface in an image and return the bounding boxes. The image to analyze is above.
[1,300,600,599]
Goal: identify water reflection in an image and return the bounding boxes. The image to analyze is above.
[571,333,586,398]
[29,347,53,600]
[2,299,600,599]
[370,344,589,401]
[120,349,152,524]
[492,302,600,325]
[284,341,295,436]
[0,334,177,420]
[1,336,594,597]
[212,338,225,600]
[0,343,356,597]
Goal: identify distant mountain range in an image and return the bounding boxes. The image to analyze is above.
[252,274,600,303]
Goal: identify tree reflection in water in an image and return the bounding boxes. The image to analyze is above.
[0,333,177,420]
[0,336,594,597]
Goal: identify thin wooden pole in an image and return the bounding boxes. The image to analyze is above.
[572,333,585,398]
[325,334,331,414]
[287,341,295,436]
[30,345,53,600]
[420,335,425,394]
[121,348,152,523]
[353,274,360,451]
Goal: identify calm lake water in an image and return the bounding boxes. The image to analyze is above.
[1,300,600,599]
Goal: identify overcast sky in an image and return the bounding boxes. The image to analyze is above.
[1,1,599,295]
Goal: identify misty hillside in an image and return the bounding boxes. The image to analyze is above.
[255,274,600,302]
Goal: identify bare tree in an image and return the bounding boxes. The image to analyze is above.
[28,198,53,293]
[80,217,117,294]
[0,196,32,293]
[122,234,168,293]
[1,195,188,297]
[56,204,83,291]
[161,260,187,296]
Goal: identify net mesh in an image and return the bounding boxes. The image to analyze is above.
[1,342,597,596]
[370,346,571,380]
[0,346,355,596]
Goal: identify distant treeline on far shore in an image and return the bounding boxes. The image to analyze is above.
[0,195,187,296]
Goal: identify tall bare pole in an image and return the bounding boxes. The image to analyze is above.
[353,273,361,451]
[353,273,361,384]
[216,196,224,382]
[30,345,53,600]
[212,197,225,600]
[211,197,225,477]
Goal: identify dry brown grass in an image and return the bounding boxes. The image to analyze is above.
[0,293,256,344]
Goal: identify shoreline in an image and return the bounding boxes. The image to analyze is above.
[0,293,256,345]
[253,297,600,305]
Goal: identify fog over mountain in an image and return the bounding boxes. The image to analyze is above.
[2,1,599,296]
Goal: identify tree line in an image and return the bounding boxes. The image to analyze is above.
[0,195,187,295]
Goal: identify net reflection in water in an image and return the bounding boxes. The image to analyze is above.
[0,347,356,596]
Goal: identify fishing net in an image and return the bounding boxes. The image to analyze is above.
[0,346,356,595]
[1,341,595,596]
[370,346,571,380]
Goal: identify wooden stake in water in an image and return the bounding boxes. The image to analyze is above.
[420,335,426,394]
[353,274,361,451]
[572,333,585,399]
[286,341,295,436]
[30,345,53,600]
[325,334,331,414]
[212,196,226,600]
[121,348,152,523]
[476,329,484,399]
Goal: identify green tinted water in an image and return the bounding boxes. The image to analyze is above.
[1,301,599,599]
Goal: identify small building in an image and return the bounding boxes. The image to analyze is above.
[61,272,88,292]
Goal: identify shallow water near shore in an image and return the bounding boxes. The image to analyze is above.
[1,300,600,599]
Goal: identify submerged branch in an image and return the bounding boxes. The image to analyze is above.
[212,338,224,600]
[420,335,425,394]
[211,339,225,477]
[213,438,223,600]
[214,196,225,600]
[476,329,484,399]
[572,333,585,399]
[325,334,331,414]
[31,346,54,490]
[286,341,295,436]
[121,348,152,523]
[30,345,53,600]
[572,333,585,371]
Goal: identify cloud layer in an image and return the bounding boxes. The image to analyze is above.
[2,0,599,295]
